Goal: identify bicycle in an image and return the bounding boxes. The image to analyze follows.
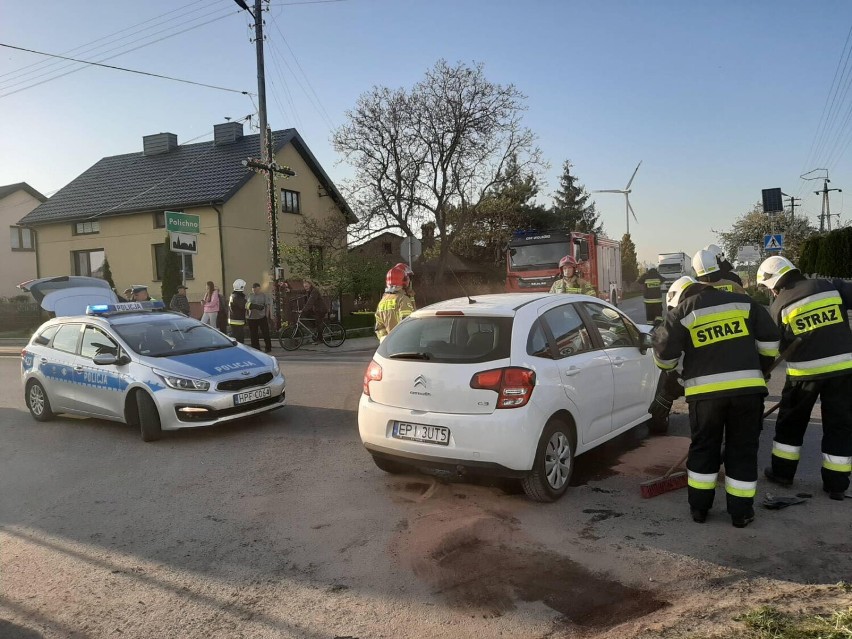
[277,310,347,351]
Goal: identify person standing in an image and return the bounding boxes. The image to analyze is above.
[636,266,663,323]
[549,256,596,295]
[130,285,156,302]
[247,282,272,353]
[228,279,248,344]
[653,276,780,528]
[301,279,329,343]
[201,281,220,327]
[757,255,852,501]
[693,249,746,293]
[169,284,191,316]
[375,267,415,343]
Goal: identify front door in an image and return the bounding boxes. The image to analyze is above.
[73,325,127,419]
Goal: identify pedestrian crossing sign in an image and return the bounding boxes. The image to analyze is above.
[764,234,783,252]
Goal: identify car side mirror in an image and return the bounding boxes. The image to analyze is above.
[93,353,119,366]
[639,332,653,354]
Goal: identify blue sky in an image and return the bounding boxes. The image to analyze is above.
[1,0,851,263]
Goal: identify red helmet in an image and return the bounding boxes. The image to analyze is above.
[386,267,407,289]
[558,255,578,269]
[393,263,414,277]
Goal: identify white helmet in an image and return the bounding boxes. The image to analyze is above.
[757,256,797,290]
[232,278,246,292]
[666,276,696,309]
[692,249,720,278]
[704,244,725,260]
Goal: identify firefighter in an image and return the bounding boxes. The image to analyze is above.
[653,276,780,527]
[693,249,746,293]
[550,256,596,295]
[228,279,248,344]
[704,244,743,286]
[757,255,852,500]
[375,267,415,343]
[636,266,663,323]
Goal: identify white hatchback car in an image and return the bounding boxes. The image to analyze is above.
[358,293,658,501]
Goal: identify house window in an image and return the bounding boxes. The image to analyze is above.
[153,243,194,281]
[154,212,166,228]
[382,242,392,255]
[282,189,301,214]
[308,245,323,276]
[10,226,34,251]
[72,249,106,278]
[73,221,100,235]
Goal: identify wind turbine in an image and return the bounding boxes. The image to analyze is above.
[593,161,642,236]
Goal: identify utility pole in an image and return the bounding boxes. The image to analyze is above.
[814,177,842,233]
[235,0,296,329]
[787,195,801,220]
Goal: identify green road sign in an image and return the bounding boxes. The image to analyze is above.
[165,211,200,235]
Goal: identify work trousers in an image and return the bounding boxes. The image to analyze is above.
[248,317,272,352]
[229,323,245,344]
[643,300,662,323]
[687,394,763,518]
[770,373,852,494]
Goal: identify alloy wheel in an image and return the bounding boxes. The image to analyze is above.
[544,432,572,490]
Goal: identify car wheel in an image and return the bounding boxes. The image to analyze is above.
[371,454,409,474]
[26,379,54,422]
[521,418,576,502]
[136,390,162,442]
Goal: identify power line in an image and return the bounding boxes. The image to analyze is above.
[0,43,253,97]
[267,0,349,5]
[267,45,304,129]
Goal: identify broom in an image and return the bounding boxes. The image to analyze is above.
[639,337,801,499]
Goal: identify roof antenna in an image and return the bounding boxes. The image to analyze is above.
[448,265,476,304]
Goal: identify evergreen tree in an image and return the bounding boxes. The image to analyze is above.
[161,235,183,304]
[621,233,639,284]
[551,160,603,234]
[102,257,116,290]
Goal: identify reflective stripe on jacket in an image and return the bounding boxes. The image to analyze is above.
[771,278,852,380]
[375,292,415,339]
[652,284,780,401]
[549,277,596,296]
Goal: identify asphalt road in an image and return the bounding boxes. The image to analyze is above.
[1,297,849,639]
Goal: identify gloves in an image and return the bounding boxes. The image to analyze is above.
[648,395,672,421]
[661,371,684,400]
[762,495,806,510]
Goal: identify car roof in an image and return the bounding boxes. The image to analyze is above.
[411,293,598,318]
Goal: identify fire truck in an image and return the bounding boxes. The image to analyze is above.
[506,230,623,306]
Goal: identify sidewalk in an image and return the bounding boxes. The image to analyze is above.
[0,335,379,358]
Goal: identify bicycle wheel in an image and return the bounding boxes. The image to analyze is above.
[321,323,347,347]
[279,324,304,351]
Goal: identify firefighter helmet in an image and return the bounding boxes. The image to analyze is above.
[386,267,407,290]
[704,244,725,261]
[558,255,578,269]
[666,276,696,309]
[393,263,414,277]
[692,249,720,278]
[232,279,246,292]
[757,255,798,290]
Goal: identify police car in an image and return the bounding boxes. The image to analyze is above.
[20,299,285,441]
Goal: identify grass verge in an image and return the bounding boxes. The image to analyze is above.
[698,600,852,639]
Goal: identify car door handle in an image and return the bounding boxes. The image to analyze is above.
[40,358,47,364]
[612,357,625,367]
[74,366,83,372]
[563,366,581,377]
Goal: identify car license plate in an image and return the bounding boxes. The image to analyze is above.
[233,386,272,406]
[392,421,450,446]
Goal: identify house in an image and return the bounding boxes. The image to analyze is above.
[350,231,407,265]
[0,182,45,298]
[18,123,355,307]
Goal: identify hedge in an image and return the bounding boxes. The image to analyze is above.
[798,227,852,277]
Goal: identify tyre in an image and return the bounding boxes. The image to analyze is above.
[371,454,410,474]
[136,390,162,442]
[26,379,54,422]
[321,323,347,347]
[521,418,576,502]
[279,325,303,351]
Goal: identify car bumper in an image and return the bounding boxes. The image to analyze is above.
[358,394,547,473]
[156,374,287,431]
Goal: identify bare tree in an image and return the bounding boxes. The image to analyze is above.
[333,60,542,281]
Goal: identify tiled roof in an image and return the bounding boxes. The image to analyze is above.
[0,182,47,203]
[19,129,355,226]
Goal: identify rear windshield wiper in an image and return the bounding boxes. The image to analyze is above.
[388,351,432,360]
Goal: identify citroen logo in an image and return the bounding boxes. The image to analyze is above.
[413,375,427,388]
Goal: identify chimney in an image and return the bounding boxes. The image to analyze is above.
[214,121,244,145]
[143,132,178,156]
[421,222,435,251]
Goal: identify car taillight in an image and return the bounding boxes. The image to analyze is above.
[363,360,382,396]
[21,349,27,359]
[470,367,536,409]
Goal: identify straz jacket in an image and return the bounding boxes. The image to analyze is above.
[374,292,415,340]
[638,268,662,304]
[770,277,852,380]
[549,276,596,296]
[708,277,745,294]
[653,285,780,401]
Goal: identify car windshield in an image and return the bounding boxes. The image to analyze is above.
[509,242,567,270]
[112,316,235,357]
[378,315,513,363]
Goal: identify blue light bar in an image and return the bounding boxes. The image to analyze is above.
[86,301,166,315]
